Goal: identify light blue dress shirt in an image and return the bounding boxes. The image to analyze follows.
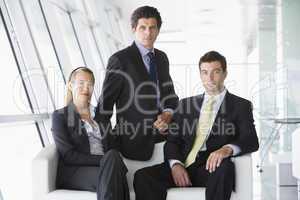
[135,40,174,114]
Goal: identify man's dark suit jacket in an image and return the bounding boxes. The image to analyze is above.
[51,103,109,188]
[95,42,178,161]
[165,91,259,164]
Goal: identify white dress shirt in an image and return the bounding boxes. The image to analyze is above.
[82,105,104,155]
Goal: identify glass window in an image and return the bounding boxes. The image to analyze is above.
[20,0,66,109]
[72,0,106,70]
[51,0,107,104]
[54,5,85,67]
[76,24,106,103]
[79,0,114,63]
[4,0,56,113]
[106,8,123,41]
[92,26,113,64]
[0,12,30,115]
[94,0,113,35]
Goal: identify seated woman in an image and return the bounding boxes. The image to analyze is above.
[51,67,129,200]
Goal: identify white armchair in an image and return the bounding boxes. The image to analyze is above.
[292,127,300,179]
[32,142,253,200]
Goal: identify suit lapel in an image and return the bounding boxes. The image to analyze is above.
[206,91,234,146]
[66,103,87,137]
[188,92,232,147]
[65,103,108,151]
[191,94,204,122]
[212,91,233,125]
[128,42,151,81]
[213,92,228,122]
[188,94,204,142]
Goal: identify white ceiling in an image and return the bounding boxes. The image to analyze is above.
[111,0,278,64]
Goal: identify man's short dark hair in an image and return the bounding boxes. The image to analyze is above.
[199,51,227,72]
[131,6,162,29]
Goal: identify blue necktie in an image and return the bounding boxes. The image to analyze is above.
[147,52,160,108]
[147,52,157,83]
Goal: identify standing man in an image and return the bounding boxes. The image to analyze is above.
[134,51,259,200]
[95,6,178,161]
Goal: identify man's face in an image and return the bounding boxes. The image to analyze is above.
[200,61,227,95]
[133,17,159,49]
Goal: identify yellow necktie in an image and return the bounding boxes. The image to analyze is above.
[185,96,216,167]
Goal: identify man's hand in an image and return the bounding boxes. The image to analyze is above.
[153,111,172,134]
[206,146,233,173]
[171,164,192,187]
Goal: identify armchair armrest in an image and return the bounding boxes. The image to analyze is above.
[32,144,58,200]
[167,154,253,200]
[231,154,253,200]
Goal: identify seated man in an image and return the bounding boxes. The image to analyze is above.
[133,51,259,200]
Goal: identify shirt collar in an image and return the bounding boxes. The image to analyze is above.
[135,40,154,57]
[204,87,227,102]
[90,104,96,119]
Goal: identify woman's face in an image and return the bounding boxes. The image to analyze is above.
[71,71,94,104]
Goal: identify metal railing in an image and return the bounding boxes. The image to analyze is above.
[0,113,50,124]
[257,117,300,172]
